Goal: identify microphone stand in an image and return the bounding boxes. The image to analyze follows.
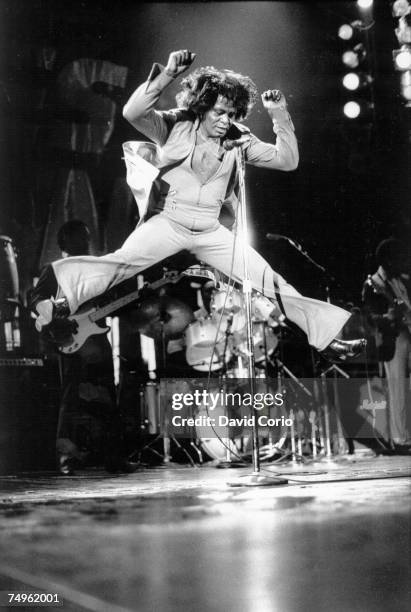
[227,147,287,487]
[280,235,335,303]
[280,234,349,462]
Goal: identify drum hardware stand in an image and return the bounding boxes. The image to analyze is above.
[190,441,204,464]
[158,322,197,467]
[214,370,249,469]
[309,410,318,459]
[161,377,198,469]
[227,148,287,487]
[325,363,350,457]
[263,346,318,471]
[220,312,234,377]
[310,364,350,464]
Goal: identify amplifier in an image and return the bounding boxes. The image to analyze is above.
[0,355,60,474]
[0,357,44,367]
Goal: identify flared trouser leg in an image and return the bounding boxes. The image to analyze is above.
[52,217,351,351]
[52,215,189,314]
[193,224,351,351]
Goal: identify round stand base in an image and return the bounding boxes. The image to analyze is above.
[309,456,342,466]
[227,472,288,487]
[216,460,249,469]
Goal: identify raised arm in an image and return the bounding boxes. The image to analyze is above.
[122,50,196,146]
[245,89,299,171]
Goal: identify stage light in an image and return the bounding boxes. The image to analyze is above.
[338,24,354,40]
[393,46,411,70]
[392,0,411,19]
[342,44,366,69]
[400,70,411,100]
[343,101,361,118]
[342,72,360,90]
[342,50,360,69]
[342,72,373,91]
[338,20,369,41]
[396,15,411,44]
[357,0,373,9]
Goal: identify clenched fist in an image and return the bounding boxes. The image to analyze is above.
[165,50,196,77]
[261,89,287,111]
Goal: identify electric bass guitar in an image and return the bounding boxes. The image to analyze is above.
[57,267,217,355]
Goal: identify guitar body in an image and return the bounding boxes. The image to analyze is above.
[59,309,110,354]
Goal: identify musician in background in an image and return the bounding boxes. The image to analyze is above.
[362,237,411,454]
[29,220,138,475]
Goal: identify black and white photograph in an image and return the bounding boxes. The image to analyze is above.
[0,1,410,611]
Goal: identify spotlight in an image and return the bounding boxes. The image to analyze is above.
[357,0,373,9]
[342,72,360,90]
[343,100,373,119]
[342,44,366,68]
[393,46,411,70]
[400,70,411,100]
[343,101,361,118]
[338,20,368,41]
[396,15,411,44]
[338,24,354,40]
[392,0,411,19]
[342,72,373,90]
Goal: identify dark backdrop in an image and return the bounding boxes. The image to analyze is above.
[1,0,409,306]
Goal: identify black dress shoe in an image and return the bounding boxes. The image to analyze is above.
[320,338,367,362]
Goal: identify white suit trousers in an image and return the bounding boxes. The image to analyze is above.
[52,214,351,351]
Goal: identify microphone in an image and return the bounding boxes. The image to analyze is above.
[266,233,288,241]
[222,134,250,151]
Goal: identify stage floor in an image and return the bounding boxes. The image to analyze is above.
[0,455,410,612]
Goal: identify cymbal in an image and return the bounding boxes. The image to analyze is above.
[134,296,194,340]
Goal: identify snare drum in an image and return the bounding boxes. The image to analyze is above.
[211,286,244,314]
[211,286,245,334]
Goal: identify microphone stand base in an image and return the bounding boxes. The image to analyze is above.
[227,472,288,487]
[216,460,249,469]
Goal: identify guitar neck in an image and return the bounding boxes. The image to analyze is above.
[90,289,141,322]
[88,273,183,323]
[88,267,217,323]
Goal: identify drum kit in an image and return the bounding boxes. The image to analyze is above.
[131,267,291,464]
[131,267,286,377]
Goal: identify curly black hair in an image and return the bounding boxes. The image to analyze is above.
[176,66,258,120]
[57,219,90,256]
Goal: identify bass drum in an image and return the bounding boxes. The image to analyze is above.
[195,398,245,461]
[198,437,244,462]
[186,341,231,372]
